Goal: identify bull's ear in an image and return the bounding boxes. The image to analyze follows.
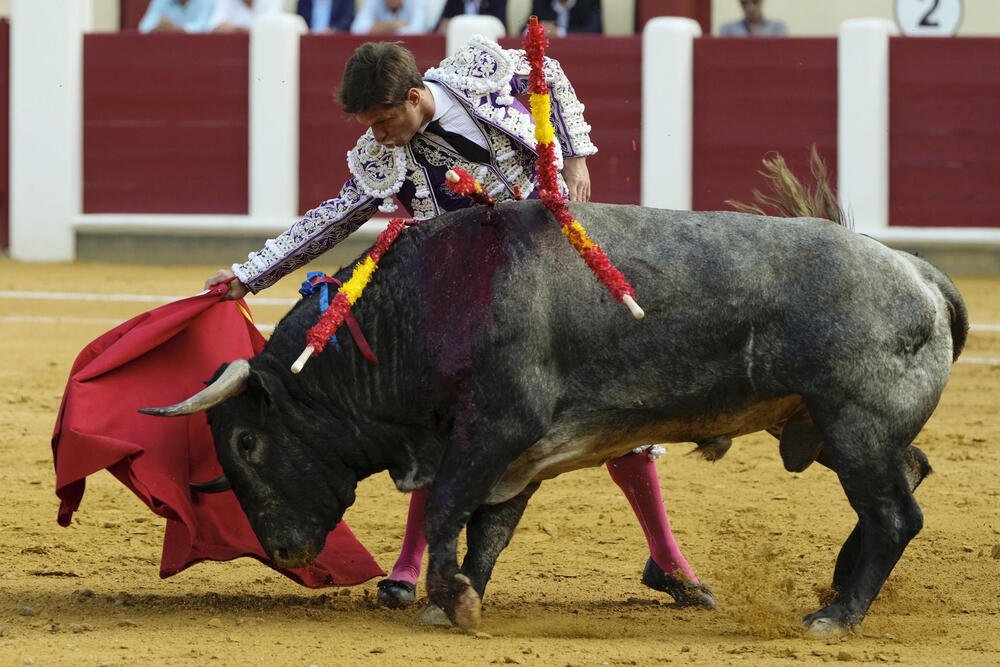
[246,368,275,409]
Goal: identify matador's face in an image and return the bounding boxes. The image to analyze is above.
[354,87,425,149]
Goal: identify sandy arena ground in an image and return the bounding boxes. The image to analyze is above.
[0,258,998,666]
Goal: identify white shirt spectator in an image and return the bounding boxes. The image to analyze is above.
[139,0,217,33]
[210,0,286,31]
[351,0,426,35]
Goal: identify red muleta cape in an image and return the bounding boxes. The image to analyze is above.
[51,283,384,587]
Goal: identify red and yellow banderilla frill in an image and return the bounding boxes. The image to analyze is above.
[524,15,643,319]
[291,217,407,373]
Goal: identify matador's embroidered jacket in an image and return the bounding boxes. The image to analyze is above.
[233,35,598,293]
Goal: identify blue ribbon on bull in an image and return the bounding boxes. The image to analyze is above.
[297,272,379,364]
[300,272,342,352]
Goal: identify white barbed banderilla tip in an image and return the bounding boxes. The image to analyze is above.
[623,294,644,319]
[291,345,314,374]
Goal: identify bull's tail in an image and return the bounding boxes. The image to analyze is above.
[901,253,969,363]
[727,145,850,228]
[938,271,969,363]
[729,146,968,362]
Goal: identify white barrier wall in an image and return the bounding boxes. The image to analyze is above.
[249,13,308,220]
[9,0,91,261]
[837,19,898,233]
[445,15,507,57]
[640,17,701,210]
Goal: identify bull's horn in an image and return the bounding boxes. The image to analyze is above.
[138,359,251,417]
[190,475,232,494]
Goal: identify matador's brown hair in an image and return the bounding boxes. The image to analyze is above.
[338,42,425,114]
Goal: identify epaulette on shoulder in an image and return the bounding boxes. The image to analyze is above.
[424,35,515,105]
[346,132,408,213]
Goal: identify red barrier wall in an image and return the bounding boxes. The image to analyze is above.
[0,20,9,249]
[72,31,1000,232]
[83,33,249,214]
[692,38,837,213]
[120,0,147,30]
[889,38,1000,228]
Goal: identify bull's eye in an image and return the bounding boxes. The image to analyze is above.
[237,432,258,462]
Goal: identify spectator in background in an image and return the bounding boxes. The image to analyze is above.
[527,0,602,36]
[139,0,217,33]
[297,0,355,33]
[436,0,507,34]
[210,0,285,32]
[719,0,787,36]
[351,0,425,34]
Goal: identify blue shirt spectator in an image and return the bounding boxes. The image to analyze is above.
[139,0,217,33]
[297,0,355,33]
[719,0,788,36]
[351,0,426,35]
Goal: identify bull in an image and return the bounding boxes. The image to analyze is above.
[142,191,967,638]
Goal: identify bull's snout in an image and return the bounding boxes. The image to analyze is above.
[269,542,321,569]
[259,524,325,569]
[248,505,339,570]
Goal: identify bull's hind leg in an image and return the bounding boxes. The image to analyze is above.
[461,482,540,598]
[820,446,932,594]
[803,430,927,638]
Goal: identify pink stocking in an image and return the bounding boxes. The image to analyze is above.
[387,488,429,584]
[605,451,699,582]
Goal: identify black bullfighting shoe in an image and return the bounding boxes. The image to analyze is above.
[376,578,417,608]
[641,558,717,610]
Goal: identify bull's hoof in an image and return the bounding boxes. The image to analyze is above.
[803,609,862,638]
[418,604,451,626]
[451,573,481,631]
[376,579,416,609]
[641,558,717,610]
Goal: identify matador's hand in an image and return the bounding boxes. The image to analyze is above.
[204,268,249,301]
[563,157,591,202]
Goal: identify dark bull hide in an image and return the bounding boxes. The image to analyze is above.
[143,198,967,637]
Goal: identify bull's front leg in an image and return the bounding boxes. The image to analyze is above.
[461,482,540,597]
[422,404,544,630]
[423,473,503,630]
[424,528,477,628]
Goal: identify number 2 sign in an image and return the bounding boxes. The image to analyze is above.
[895,0,963,36]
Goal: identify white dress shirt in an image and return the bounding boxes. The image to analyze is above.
[419,81,489,151]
